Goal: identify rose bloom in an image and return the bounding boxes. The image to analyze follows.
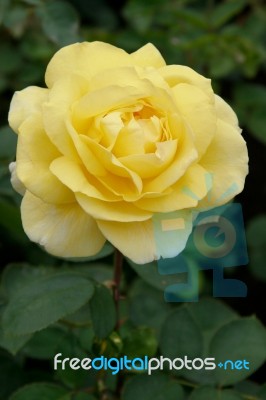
[8,42,248,264]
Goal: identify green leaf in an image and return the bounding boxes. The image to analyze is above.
[55,356,98,390]
[68,262,113,284]
[62,302,92,326]
[123,327,158,358]
[210,317,266,385]
[1,263,56,298]
[59,393,96,400]
[246,215,266,280]
[189,387,242,400]
[122,373,185,400]
[21,0,42,5]
[211,0,247,29]
[160,299,247,385]
[9,383,68,400]
[234,380,261,397]
[72,394,96,400]
[0,0,10,25]
[0,350,25,398]
[0,325,31,355]
[23,327,70,359]
[160,305,204,360]
[129,279,170,337]
[184,297,238,336]
[36,0,80,45]
[3,5,29,37]
[128,259,186,292]
[3,272,94,335]
[76,325,95,352]
[89,284,116,339]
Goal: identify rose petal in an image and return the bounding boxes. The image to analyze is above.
[136,164,209,212]
[76,193,152,222]
[45,41,133,88]
[9,162,25,196]
[172,83,216,158]
[198,119,249,208]
[8,86,48,133]
[131,43,166,68]
[50,156,119,201]
[43,74,88,160]
[16,116,74,204]
[119,140,178,179]
[159,64,212,95]
[21,191,105,257]
[143,116,198,192]
[96,219,157,264]
[215,94,239,128]
[152,209,193,259]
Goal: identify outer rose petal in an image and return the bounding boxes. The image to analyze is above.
[130,43,166,68]
[9,162,25,196]
[214,94,239,128]
[172,83,216,158]
[152,209,194,259]
[43,74,89,161]
[17,116,74,204]
[97,210,193,264]
[45,42,133,88]
[198,119,248,208]
[76,193,152,222]
[159,65,212,95]
[96,219,157,264]
[21,191,105,258]
[136,164,209,212]
[8,86,48,133]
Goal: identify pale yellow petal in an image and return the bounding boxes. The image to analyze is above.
[119,140,178,179]
[136,164,209,212]
[130,43,166,68]
[215,95,239,129]
[82,135,143,196]
[16,116,74,204]
[198,119,248,208]
[50,156,118,201]
[77,193,152,222]
[73,85,145,122]
[159,64,212,95]
[143,119,197,192]
[96,219,157,264]
[43,74,88,161]
[8,86,48,133]
[21,191,105,258]
[152,209,193,259]
[9,162,25,196]
[66,120,106,176]
[89,66,143,92]
[45,41,133,88]
[172,83,216,157]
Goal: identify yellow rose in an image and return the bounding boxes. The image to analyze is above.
[8,41,248,264]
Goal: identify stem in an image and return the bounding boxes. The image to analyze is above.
[113,248,123,330]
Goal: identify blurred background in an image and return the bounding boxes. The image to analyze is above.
[0,0,266,399]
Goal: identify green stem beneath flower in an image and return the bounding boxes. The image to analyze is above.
[113,248,123,330]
